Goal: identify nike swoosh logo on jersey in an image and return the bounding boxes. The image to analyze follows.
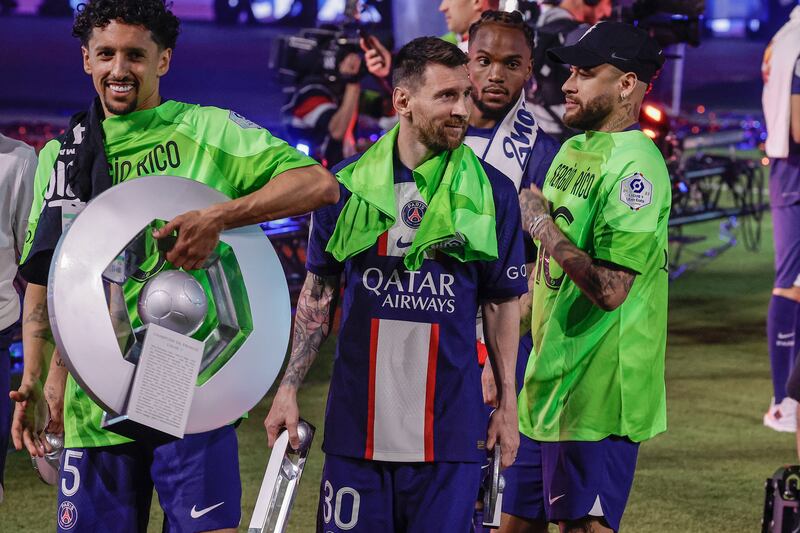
[778,333,795,340]
[549,493,566,505]
[396,237,413,249]
[190,502,224,519]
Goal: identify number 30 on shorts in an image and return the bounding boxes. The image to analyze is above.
[322,481,360,530]
[61,450,84,497]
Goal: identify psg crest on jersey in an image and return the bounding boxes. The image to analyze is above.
[402,200,427,229]
[58,501,78,530]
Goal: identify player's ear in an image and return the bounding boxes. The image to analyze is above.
[393,86,413,118]
[618,72,638,101]
[82,45,92,75]
[157,47,172,77]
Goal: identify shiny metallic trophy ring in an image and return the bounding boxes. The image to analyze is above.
[249,419,316,533]
[47,176,291,436]
[31,411,64,486]
[482,444,505,528]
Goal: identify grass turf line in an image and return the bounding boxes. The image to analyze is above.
[0,214,792,532]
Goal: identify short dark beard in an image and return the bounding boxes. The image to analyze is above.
[471,92,516,123]
[417,116,466,152]
[563,92,615,132]
[104,97,138,116]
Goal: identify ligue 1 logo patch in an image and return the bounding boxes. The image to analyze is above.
[401,200,427,229]
[58,501,78,530]
[228,110,261,130]
[619,172,652,210]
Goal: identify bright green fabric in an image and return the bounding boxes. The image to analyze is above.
[20,139,59,265]
[518,130,671,443]
[33,101,317,448]
[440,32,460,45]
[326,124,498,270]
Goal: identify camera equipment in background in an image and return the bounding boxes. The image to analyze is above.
[613,0,706,46]
[762,465,800,533]
[271,0,387,84]
[272,26,364,84]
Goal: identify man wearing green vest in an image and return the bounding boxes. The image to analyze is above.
[9,1,338,531]
[515,22,669,533]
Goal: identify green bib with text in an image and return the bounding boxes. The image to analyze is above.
[518,130,671,443]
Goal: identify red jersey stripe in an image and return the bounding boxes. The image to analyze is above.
[365,318,380,460]
[424,323,440,462]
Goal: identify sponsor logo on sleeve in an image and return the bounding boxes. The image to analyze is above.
[619,172,652,210]
[228,111,262,129]
[58,501,78,530]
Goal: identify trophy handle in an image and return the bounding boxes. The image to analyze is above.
[248,419,315,533]
[482,444,505,529]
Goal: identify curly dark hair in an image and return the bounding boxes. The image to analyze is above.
[393,37,468,89]
[468,10,534,57]
[72,0,180,50]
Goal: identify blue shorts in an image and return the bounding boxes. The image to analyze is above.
[771,201,800,288]
[500,433,545,521]
[56,425,241,533]
[318,454,481,533]
[541,437,639,532]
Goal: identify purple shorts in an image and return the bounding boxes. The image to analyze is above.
[771,201,800,288]
[500,433,545,521]
[318,454,481,533]
[56,425,241,533]
[541,437,640,532]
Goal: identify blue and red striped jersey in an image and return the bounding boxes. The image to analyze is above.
[307,150,528,463]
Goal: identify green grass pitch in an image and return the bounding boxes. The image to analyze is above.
[0,214,792,532]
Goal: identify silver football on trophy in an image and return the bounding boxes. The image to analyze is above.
[137,270,208,336]
[48,176,291,435]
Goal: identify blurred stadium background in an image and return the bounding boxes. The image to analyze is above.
[0,0,796,530]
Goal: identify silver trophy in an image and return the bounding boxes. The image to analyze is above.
[47,176,291,441]
[249,420,316,533]
[31,409,64,486]
[481,444,506,529]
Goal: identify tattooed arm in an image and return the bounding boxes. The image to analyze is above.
[264,271,340,448]
[9,283,62,456]
[520,186,636,312]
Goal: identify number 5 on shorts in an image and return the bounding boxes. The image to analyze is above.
[61,450,84,497]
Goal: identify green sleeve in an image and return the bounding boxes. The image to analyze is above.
[592,160,667,274]
[20,139,60,264]
[190,107,319,196]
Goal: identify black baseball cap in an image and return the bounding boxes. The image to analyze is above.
[547,21,665,83]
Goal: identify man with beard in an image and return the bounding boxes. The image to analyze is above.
[515,22,669,533]
[10,1,338,531]
[264,37,526,532]
[531,0,613,141]
[461,11,559,532]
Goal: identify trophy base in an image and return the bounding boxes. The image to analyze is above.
[102,413,178,445]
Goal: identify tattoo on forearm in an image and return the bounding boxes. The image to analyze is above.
[280,274,339,388]
[24,302,48,325]
[24,302,54,342]
[519,189,548,232]
[540,221,634,310]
